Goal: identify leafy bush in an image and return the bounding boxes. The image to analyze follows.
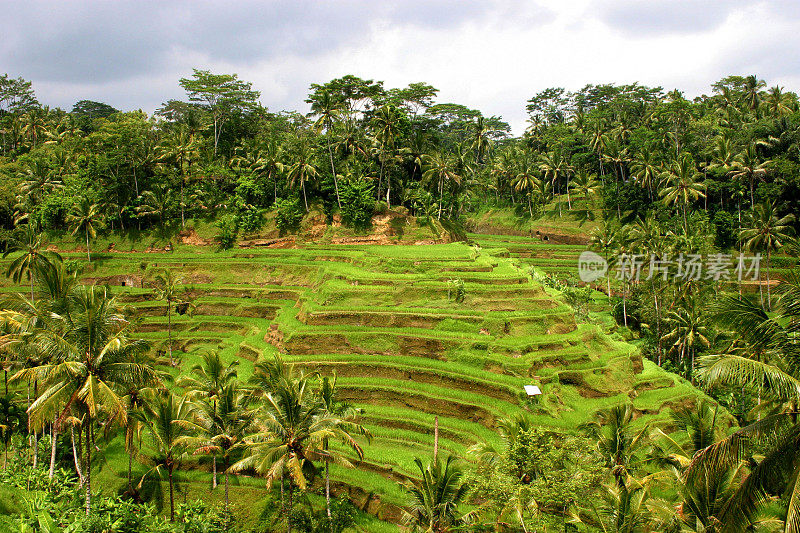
[238,204,264,233]
[274,197,304,233]
[446,278,466,303]
[215,214,239,250]
[339,179,375,229]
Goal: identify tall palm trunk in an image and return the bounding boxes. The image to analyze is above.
[128,440,133,493]
[287,480,293,533]
[167,301,173,366]
[86,227,91,262]
[324,437,332,530]
[225,456,230,515]
[327,140,341,209]
[168,465,175,521]
[438,178,444,220]
[766,250,772,311]
[49,416,57,479]
[213,454,217,489]
[85,422,92,515]
[71,426,84,485]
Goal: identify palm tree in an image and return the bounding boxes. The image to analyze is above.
[590,222,618,301]
[569,169,599,204]
[729,145,770,208]
[630,146,661,200]
[471,116,493,165]
[422,153,458,220]
[742,74,766,112]
[689,277,800,532]
[511,163,541,218]
[18,159,62,203]
[15,284,152,514]
[4,224,61,302]
[539,150,574,213]
[158,126,200,227]
[177,350,239,489]
[186,382,254,515]
[252,139,285,204]
[371,105,404,206]
[317,374,371,527]
[310,90,343,208]
[764,86,797,117]
[120,350,163,494]
[740,201,795,309]
[137,391,194,522]
[152,269,185,367]
[286,137,319,212]
[580,404,648,488]
[137,184,175,229]
[232,357,361,533]
[403,455,471,533]
[659,153,706,231]
[661,297,710,381]
[66,197,102,262]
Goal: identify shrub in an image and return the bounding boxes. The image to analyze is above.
[215,214,239,250]
[339,179,375,229]
[274,197,304,233]
[447,278,466,303]
[238,204,264,233]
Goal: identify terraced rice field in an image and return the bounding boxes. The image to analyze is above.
[0,237,704,524]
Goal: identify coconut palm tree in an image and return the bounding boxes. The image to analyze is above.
[740,201,795,309]
[136,391,194,522]
[659,153,706,231]
[137,184,176,230]
[120,350,164,494]
[3,223,61,302]
[743,74,766,112]
[661,297,710,381]
[186,382,255,515]
[539,150,574,213]
[511,162,541,218]
[15,284,152,514]
[590,222,618,301]
[66,197,103,262]
[310,91,343,208]
[252,139,286,204]
[764,86,797,117]
[568,169,599,205]
[232,356,364,533]
[152,269,186,367]
[422,153,458,220]
[177,350,239,489]
[158,126,200,227]
[286,137,319,212]
[18,159,62,203]
[403,455,471,533]
[729,145,770,208]
[317,374,371,527]
[371,104,404,206]
[689,276,800,532]
[630,146,661,200]
[580,404,648,488]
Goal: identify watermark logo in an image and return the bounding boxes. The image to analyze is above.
[576,251,761,282]
[578,251,608,282]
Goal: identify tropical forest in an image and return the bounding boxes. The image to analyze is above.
[1,66,800,532]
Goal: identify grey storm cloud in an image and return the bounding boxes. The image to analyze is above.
[595,0,751,36]
[3,0,800,131]
[1,0,493,84]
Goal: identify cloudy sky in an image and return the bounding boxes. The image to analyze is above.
[3,0,799,133]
